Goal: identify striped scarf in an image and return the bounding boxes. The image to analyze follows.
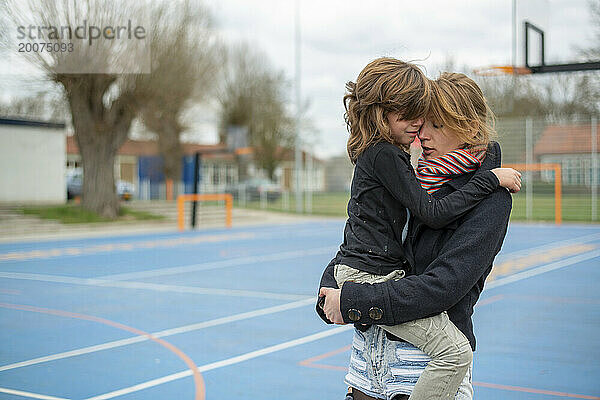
[416,149,486,193]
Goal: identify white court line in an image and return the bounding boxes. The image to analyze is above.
[0,298,315,372]
[82,325,353,400]
[5,247,596,373]
[0,387,70,400]
[0,272,309,301]
[486,249,600,290]
[3,241,599,399]
[97,246,336,281]
[97,232,599,282]
[80,249,600,400]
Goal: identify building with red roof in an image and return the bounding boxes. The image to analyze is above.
[533,123,599,186]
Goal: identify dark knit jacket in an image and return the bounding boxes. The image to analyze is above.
[337,140,499,275]
[318,142,512,351]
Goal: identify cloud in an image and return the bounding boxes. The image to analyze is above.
[188,0,596,157]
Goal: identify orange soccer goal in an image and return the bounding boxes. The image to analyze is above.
[504,163,562,225]
[177,194,233,231]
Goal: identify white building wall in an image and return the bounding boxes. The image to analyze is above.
[0,123,66,203]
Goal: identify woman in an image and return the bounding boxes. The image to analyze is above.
[318,72,514,400]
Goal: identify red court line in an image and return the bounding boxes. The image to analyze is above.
[299,345,351,371]
[300,352,600,399]
[0,302,205,400]
[473,381,600,399]
[299,293,600,398]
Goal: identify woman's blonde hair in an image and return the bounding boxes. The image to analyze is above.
[344,58,431,163]
[429,72,496,150]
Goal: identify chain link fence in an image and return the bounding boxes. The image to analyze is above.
[133,115,599,224]
[496,116,598,223]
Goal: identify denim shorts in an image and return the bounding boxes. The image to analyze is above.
[344,326,473,400]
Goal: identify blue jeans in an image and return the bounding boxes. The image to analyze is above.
[335,265,473,400]
[345,326,474,400]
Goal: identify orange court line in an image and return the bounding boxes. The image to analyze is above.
[473,381,600,399]
[298,344,351,372]
[299,344,351,366]
[300,347,600,399]
[0,302,205,400]
[299,294,507,370]
[474,294,505,307]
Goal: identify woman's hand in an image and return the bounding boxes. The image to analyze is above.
[491,168,522,193]
[318,287,346,325]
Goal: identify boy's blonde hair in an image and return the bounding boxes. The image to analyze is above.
[429,72,496,150]
[344,57,431,163]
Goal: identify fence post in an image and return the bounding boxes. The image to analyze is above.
[166,179,173,201]
[305,155,313,213]
[191,152,201,229]
[240,186,246,207]
[158,182,166,201]
[142,180,150,200]
[260,190,267,209]
[282,190,289,211]
[592,116,598,221]
[525,117,533,221]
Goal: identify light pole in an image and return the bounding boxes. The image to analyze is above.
[294,0,303,213]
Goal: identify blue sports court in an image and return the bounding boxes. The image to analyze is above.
[0,220,599,399]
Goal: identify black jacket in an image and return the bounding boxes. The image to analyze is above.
[337,141,499,275]
[318,142,512,351]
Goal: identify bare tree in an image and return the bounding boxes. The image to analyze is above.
[0,89,69,121]
[580,0,600,60]
[476,73,599,119]
[137,2,219,182]
[218,44,294,181]
[4,0,149,218]
[576,0,600,114]
[3,0,218,218]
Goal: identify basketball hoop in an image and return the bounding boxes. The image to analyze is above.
[473,65,532,76]
[475,22,600,76]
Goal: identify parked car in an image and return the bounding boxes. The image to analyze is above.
[225,178,282,202]
[66,168,135,201]
[66,169,83,200]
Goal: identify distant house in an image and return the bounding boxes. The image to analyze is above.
[0,117,66,203]
[276,148,325,192]
[533,124,600,186]
[67,137,237,198]
[67,137,325,198]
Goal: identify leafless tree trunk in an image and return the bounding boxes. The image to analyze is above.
[60,74,135,217]
[143,111,183,181]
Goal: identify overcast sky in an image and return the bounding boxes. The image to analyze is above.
[202,0,596,159]
[0,0,596,159]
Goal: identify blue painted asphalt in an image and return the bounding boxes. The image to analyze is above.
[0,221,599,399]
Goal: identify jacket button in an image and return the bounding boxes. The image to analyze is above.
[348,309,361,321]
[369,307,383,320]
